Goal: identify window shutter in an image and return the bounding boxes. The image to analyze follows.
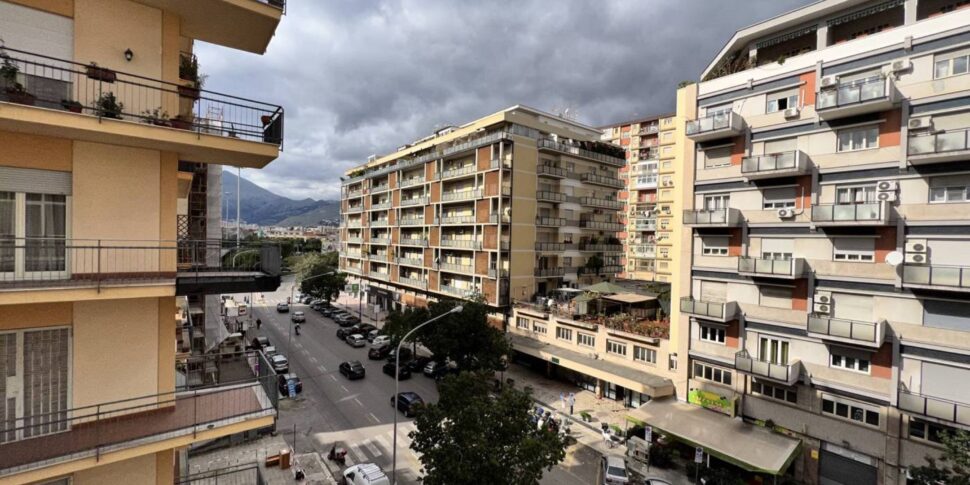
[700,281,727,303]
[922,362,970,404]
[833,293,873,322]
[926,240,965,266]
[761,238,794,254]
[764,137,797,154]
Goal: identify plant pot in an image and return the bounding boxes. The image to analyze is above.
[169,117,193,130]
[61,100,83,113]
[5,89,36,106]
[86,65,116,83]
[177,85,200,100]
[151,119,172,127]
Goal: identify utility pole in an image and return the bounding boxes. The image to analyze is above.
[236,167,241,248]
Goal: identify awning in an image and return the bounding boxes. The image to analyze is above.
[604,293,656,304]
[510,334,674,397]
[582,281,629,294]
[626,399,800,475]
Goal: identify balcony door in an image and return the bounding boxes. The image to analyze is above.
[703,194,730,211]
[0,328,71,444]
[759,336,789,365]
[0,190,68,282]
[836,184,877,204]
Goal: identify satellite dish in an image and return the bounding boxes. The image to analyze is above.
[885,251,904,266]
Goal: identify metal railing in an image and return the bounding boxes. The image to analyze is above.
[580,243,623,252]
[807,315,880,345]
[0,376,276,476]
[578,197,623,210]
[398,238,428,247]
[633,175,658,189]
[346,237,363,244]
[400,196,430,207]
[439,239,481,250]
[396,257,423,267]
[909,128,970,156]
[399,218,424,226]
[683,208,740,225]
[398,276,428,290]
[536,191,567,203]
[741,150,804,174]
[633,219,657,231]
[0,46,283,147]
[345,206,363,214]
[536,217,567,227]
[817,76,887,111]
[735,350,800,385]
[488,268,509,278]
[399,177,426,188]
[902,264,970,289]
[631,244,656,257]
[489,213,510,224]
[345,189,364,198]
[440,284,477,297]
[370,201,391,210]
[369,219,390,227]
[811,203,885,223]
[537,165,568,177]
[345,251,362,259]
[441,190,482,202]
[535,242,577,251]
[679,297,735,320]
[537,139,626,166]
[638,125,659,135]
[535,267,565,277]
[367,253,388,263]
[176,463,265,485]
[441,165,476,179]
[577,264,623,275]
[580,220,624,231]
[369,238,390,246]
[580,173,625,188]
[686,111,743,137]
[441,215,475,224]
[368,271,389,281]
[738,257,802,277]
[898,387,970,426]
[439,262,473,273]
[345,220,363,228]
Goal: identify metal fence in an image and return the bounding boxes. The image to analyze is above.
[177,463,265,485]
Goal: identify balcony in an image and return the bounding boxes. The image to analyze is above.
[441,165,476,180]
[682,208,742,227]
[345,219,363,228]
[807,315,885,348]
[398,276,428,290]
[396,257,424,267]
[369,219,390,228]
[580,220,624,232]
[536,217,568,227]
[902,264,970,293]
[578,197,623,210]
[0,377,275,478]
[440,239,481,250]
[367,253,388,263]
[343,266,362,275]
[441,190,483,202]
[908,128,970,165]
[537,165,568,178]
[441,215,476,225]
[400,197,429,207]
[535,267,565,277]
[399,218,424,227]
[0,47,283,168]
[679,297,738,323]
[489,213,511,224]
[136,0,283,54]
[579,243,623,252]
[440,284,478,297]
[631,244,656,258]
[488,268,509,278]
[345,251,362,259]
[580,173,625,189]
[577,264,623,275]
[735,350,801,386]
[633,175,658,190]
[370,184,390,194]
[638,125,659,136]
[535,242,577,252]
[811,202,889,226]
[346,189,364,199]
[346,236,363,244]
[439,262,474,274]
[898,388,970,426]
[686,112,746,142]
[345,206,363,214]
[537,191,566,203]
[537,139,626,167]
[398,238,428,247]
[370,201,391,211]
[633,219,657,231]
[738,257,805,279]
[399,177,425,188]
[816,76,897,120]
[741,151,809,181]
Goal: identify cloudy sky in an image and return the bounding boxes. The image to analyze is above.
[199,0,809,201]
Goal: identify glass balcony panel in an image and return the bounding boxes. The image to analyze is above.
[937,131,968,152]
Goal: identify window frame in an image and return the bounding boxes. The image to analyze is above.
[555,326,572,342]
[766,90,799,113]
[762,187,797,210]
[701,236,729,256]
[908,417,956,444]
[699,324,726,344]
[532,322,547,335]
[759,336,790,365]
[515,317,529,330]
[929,185,970,204]
[934,48,970,79]
[693,362,733,386]
[577,332,595,348]
[821,394,881,427]
[837,126,879,152]
[751,381,798,404]
[830,351,871,374]
[833,238,876,262]
[633,345,657,364]
[606,339,627,356]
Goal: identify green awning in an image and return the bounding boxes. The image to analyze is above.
[582,281,629,294]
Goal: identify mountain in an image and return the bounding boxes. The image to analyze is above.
[222,171,340,226]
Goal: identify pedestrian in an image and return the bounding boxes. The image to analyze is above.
[256,318,262,330]
[603,428,613,448]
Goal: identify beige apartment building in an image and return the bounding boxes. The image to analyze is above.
[668,0,970,483]
[0,0,284,483]
[338,106,629,320]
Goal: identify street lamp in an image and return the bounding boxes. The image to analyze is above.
[287,271,336,351]
[391,305,463,485]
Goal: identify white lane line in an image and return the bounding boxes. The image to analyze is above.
[339,385,349,393]
[318,364,327,373]
[369,413,382,424]
[301,349,310,357]
[309,356,319,364]
[329,375,337,381]
[349,444,367,463]
[363,439,382,457]
[353,397,363,407]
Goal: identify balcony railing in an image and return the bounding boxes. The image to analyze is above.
[0,376,275,476]
[580,243,623,252]
[399,177,425,188]
[811,202,887,225]
[535,242,577,251]
[638,125,659,135]
[735,350,801,386]
[175,463,265,485]
[807,315,884,348]
[633,219,656,231]
[439,239,481,250]
[631,244,656,257]
[908,128,970,162]
[398,276,428,290]
[367,253,388,263]
[345,206,363,214]
[578,197,623,210]
[686,112,745,141]
[398,238,428,247]
[439,262,474,274]
[536,217,567,227]
[399,218,424,226]
[441,215,475,224]
[898,388,970,426]
[679,297,737,322]
[369,238,390,246]
[400,197,429,207]
[345,251,362,259]
[536,191,566,203]
[580,220,624,231]
[346,189,364,198]
[577,264,623,275]
[535,267,565,277]
[369,219,390,228]
[683,208,741,226]
[0,46,284,147]
[902,264,970,291]
[488,268,509,278]
[738,257,805,279]
[816,76,889,112]
[537,165,568,178]
[580,173,625,188]
[441,165,476,179]
[369,202,391,211]
[345,220,363,228]
[489,213,511,224]
[440,284,478,297]
[441,190,482,202]
[633,175,658,189]
[396,257,423,267]
[537,139,626,167]
[741,151,808,179]
[370,184,390,193]
[346,237,363,244]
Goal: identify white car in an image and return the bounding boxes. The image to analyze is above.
[346,334,366,347]
[602,455,629,484]
[342,463,389,485]
[371,335,391,348]
[644,479,673,485]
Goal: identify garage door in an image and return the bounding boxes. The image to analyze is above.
[819,447,877,485]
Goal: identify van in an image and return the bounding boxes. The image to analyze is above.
[342,463,389,485]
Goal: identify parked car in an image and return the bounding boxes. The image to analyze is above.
[342,463,389,485]
[249,336,270,350]
[310,300,325,310]
[346,334,367,347]
[276,302,289,313]
[382,361,411,380]
[601,455,629,484]
[371,335,391,348]
[387,347,413,363]
[366,329,380,342]
[405,355,433,372]
[339,360,366,380]
[262,346,278,358]
[357,323,377,335]
[338,324,371,340]
[368,345,391,360]
[423,360,457,380]
[335,315,358,328]
[301,295,314,304]
[277,373,303,396]
[390,392,424,417]
[319,307,335,317]
[291,311,306,323]
[643,479,673,485]
[270,354,289,373]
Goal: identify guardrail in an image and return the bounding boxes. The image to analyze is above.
[536,217,567,227]
[811,202,885,224]
[398,238,428,247]
[686,111,743,138]
[580,173,625,188]
[439,239,481,250]
[738,257,803,278]
[400,197,430,207]
[741,150,805,175]
[909,128,970,156]
[683,208,741,226]
[807,315,882,346]
[537,165,568,177]
[735,350,800,385]
[679,297,737,321]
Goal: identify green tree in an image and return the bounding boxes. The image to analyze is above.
[298,251,345,301]
[584,254,604,275]
[410,371,566,485]
[909,429,970,485]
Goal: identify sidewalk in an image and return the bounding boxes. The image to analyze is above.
[188,434,336,484]
[333,290,384,327]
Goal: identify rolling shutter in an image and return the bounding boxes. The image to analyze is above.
[0,167,72,196]
[922,362,970,405]
[700,281,727,303]
[833,293,873,322]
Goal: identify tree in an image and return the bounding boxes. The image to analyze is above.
[909,429,970,485]
[298,251,345,301]
[410,371,566,485]
[584,254,604,275]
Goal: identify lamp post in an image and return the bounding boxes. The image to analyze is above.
[287,271,336,352]
[391,305,463,485]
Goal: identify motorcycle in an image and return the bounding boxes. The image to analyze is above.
[327,444,347,466]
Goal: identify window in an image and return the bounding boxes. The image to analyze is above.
[929,176,970,204]
[822,395,880,427]
[761,238,793,260]
[693,362,732,385]
[701,237,729,256]
[833,238,875,262]
[704,146,733,169]
[669,353,678,371]
[633,345,657,364]
[556,326,572,342]
[752,381,797,404]
[606,339,627,356]
[532,322,547,335]
[700,324,726,344]
[0,191,67,274]
[0,328,71,443]
[909,418,958,444]
[759,336,790,365]
[935,48,970,79]
[837,126,879,152]
[577,333,595,348]
[762,187,796,209]
[767,89,799,113]
[516,317,529,329]
[830,352,870,374]
[836,184,877,204]
[703,194,730,210]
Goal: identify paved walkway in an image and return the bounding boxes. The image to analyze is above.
[188,434,335,484]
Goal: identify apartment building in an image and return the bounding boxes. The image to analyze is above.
[0,1,284,483]
[668,1,970,483]
[338,106,627,321]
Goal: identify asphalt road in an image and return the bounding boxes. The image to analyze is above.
[242,278,600,484]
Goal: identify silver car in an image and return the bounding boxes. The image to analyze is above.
[602,455,628,484]
[346,334,366,347]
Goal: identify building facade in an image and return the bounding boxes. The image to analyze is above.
[675,1,970,483]
[338,106,628,320]
[0,0,284,483]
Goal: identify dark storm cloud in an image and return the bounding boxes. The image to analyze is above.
[198,0,809,200]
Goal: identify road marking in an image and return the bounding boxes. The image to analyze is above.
[301,349,310,357]
[353,397,363,407]
[329,375,337,381]
[349,444,367,462]
[318,364,327,373]
[339,385,349,393]
[294,342,303,350]
[363,439,382,457]
[369,413,381,424]
[309,356,319,364]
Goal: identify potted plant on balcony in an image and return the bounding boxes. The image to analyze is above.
[141,107,170,126]
[93,92,123,119]
[60,99,83,113]
[169,113,194,130]
[85,62,116,83]
[1,52,35,106]
[177,54,205,100]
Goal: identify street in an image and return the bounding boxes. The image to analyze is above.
[244,277,600,484]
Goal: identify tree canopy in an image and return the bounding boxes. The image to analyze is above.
[410,371,566,485]
[909,429,970,485]
[297,251,345,301]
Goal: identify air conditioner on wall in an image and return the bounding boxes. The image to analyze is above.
[877,191,896,202]
[877,180,898,192]
[814,291,832,305]
[777,208,793,218]
[820,75,839,89]
[905,239,927,253]
[905,253,928,264]
[784,107,800,119]
[908,117,933,130]
[889,59,912,73]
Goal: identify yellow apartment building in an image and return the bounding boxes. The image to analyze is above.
[0,0,284,483]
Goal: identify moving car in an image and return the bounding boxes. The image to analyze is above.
[339,360,366,380]
[270,354,289,374]
[291,311,305,323]
[346,334,367,347]
[371,335,391,348]
[390,392,424,417]
[276,302,289,313]
[601,455,629,484]
[382,361,411,380]
[249,336,270,351]
[368,345,390,360]
[277,373,303,396]
[342,463,389,485]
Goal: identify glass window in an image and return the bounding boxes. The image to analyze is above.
[929,186,970,204]
[935,50,970,79]
[701,237,729,256]
[703,194,730,210]
[767,90,799,113]
[516,317,528,329]
[577,333,595,348]
[606,340,627,356]
[700,325,726,344]
[0,192,14,272]
[532,322,547,335]
[836,184,878,204]
[693,362,732,385]
[830,352,871,374]
[762,187,797,209]
[633,345,657,364]
[556,326,572,342]
[759,336,790,365]
[822,396,880,427]
[833,238,876,262]
[837,126,879,152]
[752,381,797,404]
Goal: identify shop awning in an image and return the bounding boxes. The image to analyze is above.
[510,334,674,398]
[626,399,800,475]
[604,293,656,304]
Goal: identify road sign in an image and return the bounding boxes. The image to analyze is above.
[645,425,652,443]
[695,446,704,464]
[351,283,359,294]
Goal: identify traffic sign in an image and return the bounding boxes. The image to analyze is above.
[695,446,704,464]
[645,425,652,443]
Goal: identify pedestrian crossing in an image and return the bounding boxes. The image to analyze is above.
[317,421,421,469]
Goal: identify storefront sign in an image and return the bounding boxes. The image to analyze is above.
[688,389,737,417]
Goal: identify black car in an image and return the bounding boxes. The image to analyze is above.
[339,360,366,380]
[423,360,453,379]
[369,345,391,360]
[335,316,357,328]
[319,307,334,316]
[337,324,368,340]
[383,361,412,380]
[278,373,303,396]
[390,392,424,417]
[387,347,413,364]
[357,323,377,335]
[249,336,270,351]
[276,302,289,313]
[406,355,433,372]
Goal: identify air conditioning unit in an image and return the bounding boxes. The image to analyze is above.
[905,239,927,253]
[889,59,912,73]
[777,208,793,218]
[783,107,800,119]
[908,117,933,131]
[814,291,832,305]
[820,75,839,89]
[906,252,928,264]
[877,191,896,202]
[876,180,898,192]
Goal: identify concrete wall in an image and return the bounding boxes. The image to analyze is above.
[74,451,157,485]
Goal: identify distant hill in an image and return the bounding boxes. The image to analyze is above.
[222,171,340,226]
